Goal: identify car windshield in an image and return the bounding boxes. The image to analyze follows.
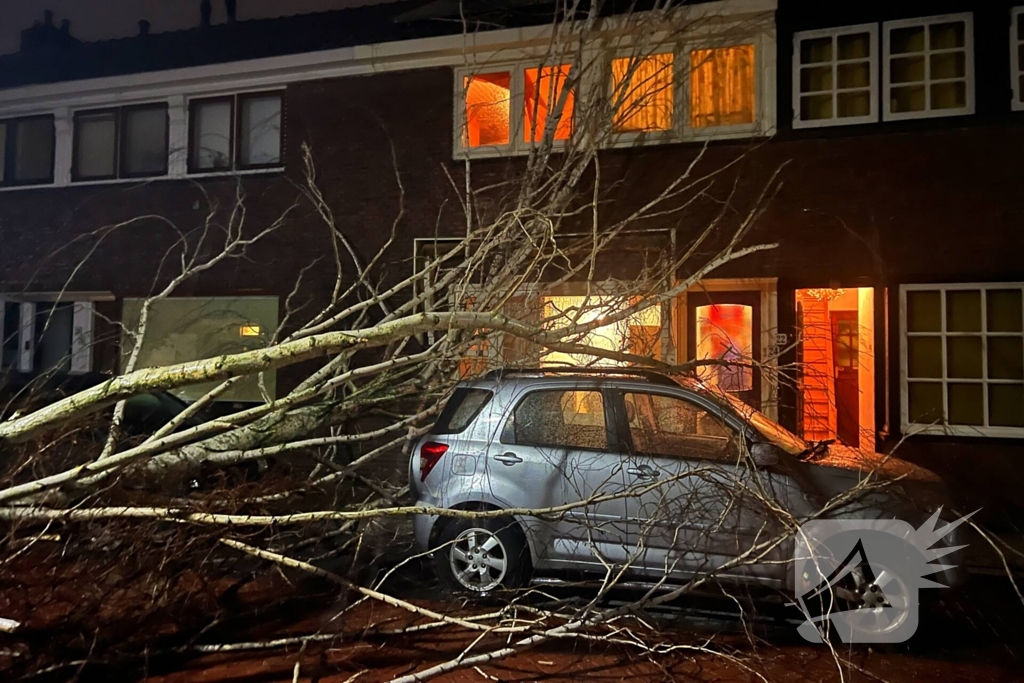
[677,377,808,455]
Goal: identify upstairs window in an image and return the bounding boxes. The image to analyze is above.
[689,44,755,129]
[612,53,675,132]
[883,14,973,120]
[463,71,512,148]
[793,25,878,128]
[524,65,574,142]
[0,115,54,186]
[1012,7,1024,110]
[188,92,282,173]
[73,104,168,181]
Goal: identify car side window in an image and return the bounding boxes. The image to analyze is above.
[507,389,609,451]
[622,391,737,461]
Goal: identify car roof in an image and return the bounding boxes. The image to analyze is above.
[464,368,702,391]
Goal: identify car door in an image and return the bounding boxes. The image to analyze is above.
[613,388,785,582]
[493,384,632,569]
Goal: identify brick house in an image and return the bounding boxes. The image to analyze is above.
[0,1,1021,509]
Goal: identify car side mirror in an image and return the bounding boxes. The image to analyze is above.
[750,442,779,468]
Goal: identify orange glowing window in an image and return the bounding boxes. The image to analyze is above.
[463,71,511,148]
[696,304,753,393]
[689,44,755,128]
[612,53,674,132]
[524,65,574,143]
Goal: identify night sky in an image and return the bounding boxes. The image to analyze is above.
[0,0,390,56]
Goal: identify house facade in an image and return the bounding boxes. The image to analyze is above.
[0,0,1021,501]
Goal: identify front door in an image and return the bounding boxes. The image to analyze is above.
[831,310,860,447]
[688,292,761,409]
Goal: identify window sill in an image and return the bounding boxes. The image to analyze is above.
[902,422,1024,439]
[0,167,285,192]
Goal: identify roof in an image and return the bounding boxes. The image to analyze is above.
[0,1,573,89]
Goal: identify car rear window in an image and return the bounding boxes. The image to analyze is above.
[432,388,493,435]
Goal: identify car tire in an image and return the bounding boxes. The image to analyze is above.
[433,515,530,594]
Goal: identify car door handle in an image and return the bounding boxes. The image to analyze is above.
[494,453,524,466]
[627,466,659,478]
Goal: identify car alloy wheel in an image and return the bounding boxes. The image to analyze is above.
[449,527,507,592]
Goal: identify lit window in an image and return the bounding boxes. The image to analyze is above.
[793,26,877,127]
[612,53,674,132]
[902,284,1024,437]
[541,295,661,367]
[122,297,279,402]
[463,71,511,148]
[884,14,973,120]
[189,92,282,173]
[524,65,574,143]
[695,304,753,393]
[1012,7,1024,110]
[73,105,168,181]
[689,45,755,129]
[0,116,54,186]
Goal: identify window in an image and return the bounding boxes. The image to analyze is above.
[463,71,511,148]
[121,296,279,402]
[623,392,737,461]
[188,92,282,173]
[508,389,608,451]
[524,65,574,142]
[883,14,973,120]
[434,388,493,434]
[0,116,54,186]
[901,284,1024,437]
[689,44,755,129]
[612,53,674,132]
[1012,7,1024,110]
[793,25,878,128]
[0,297,94,374]
[72,105,168,181]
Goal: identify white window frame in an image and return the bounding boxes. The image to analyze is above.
[882,13,975,121]
[899,283,1024,438]
[792,24,879,129]
[1012,7,1024,111]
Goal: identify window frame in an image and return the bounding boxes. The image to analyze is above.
[882,12,975,122]
[72,103,169,182]
[1012,6,1024,111]
[899,282,1024,438]
[792,23,879,129]
[0,115,56,187]
[187,90,283,174]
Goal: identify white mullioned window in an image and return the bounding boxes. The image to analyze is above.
[792,24,878,128]
[901,283,1024,437]
[882,13,974,121]
[1012,7,1024,111]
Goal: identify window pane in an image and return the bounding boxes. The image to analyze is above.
[513,390,607,451]
[946,290,981,332]
[907,336,942,378]
[838,91,871,117]
[837,33,870,60]
[800,37,832,64]
[947,383,983,425]
[891,85,925,112]
[75,112,117,179]
[837,62,870,89]
[987,289,1023,332]
[908,382,943,423]
[524,65,573,143]
[690,45,755,128]
[800,94,833,120]
[890,56,925,84]
[464,72,511,147]
[1018,13,1024,41]
[13,117,54,182]
[930,52,965,80]
[990,385,1024,427]
[239,95,281,166]
[123,106,168,176]
[907,290,941,332]
[695,304,753,392]
[946,336,981,378]
[931,82,966,110]
[624,392,736,460]
[930,22,965,50]
[0,123,5,183]
[891,26,925,54]
[989,336,1024,380]
[612,54,674,132]
[191,100,232,170]
[800,66,832,93]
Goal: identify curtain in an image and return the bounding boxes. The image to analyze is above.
[690,44,755,128]
[524,65,574,142]
[612,53,674,132]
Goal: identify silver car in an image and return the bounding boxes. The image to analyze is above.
[411,369,965,608]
